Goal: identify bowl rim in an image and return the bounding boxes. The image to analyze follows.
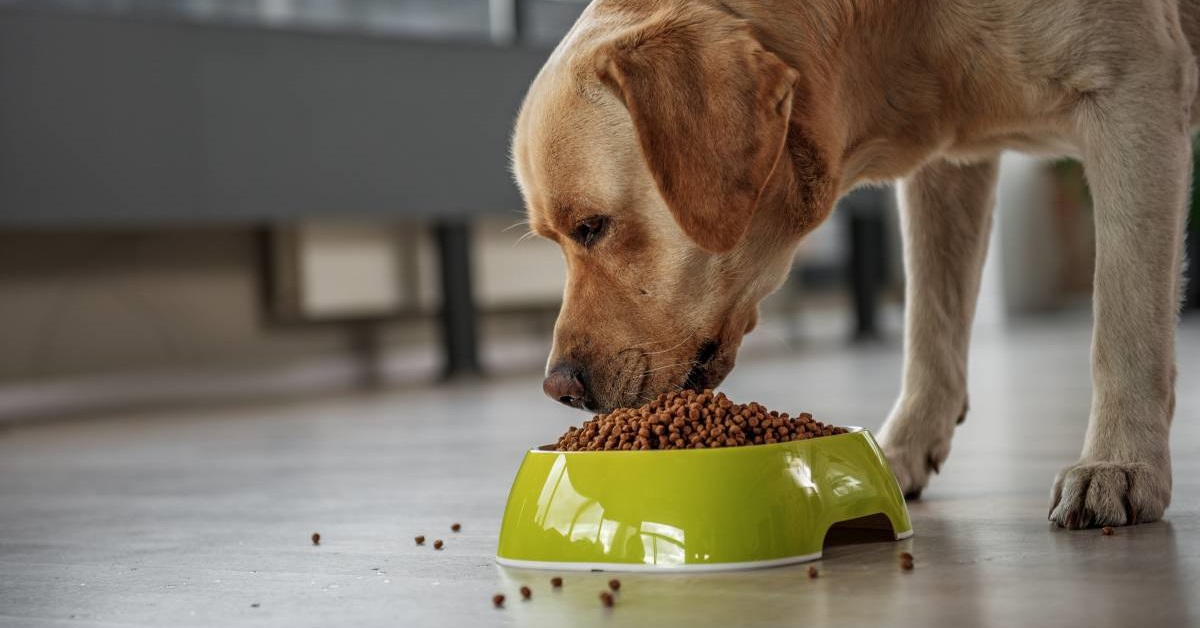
[530,425,867,455]
[497,526,914,573]
[496,551,824,573]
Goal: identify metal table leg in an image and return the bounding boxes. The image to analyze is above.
[843,188,889,341]
[435,221,483,379]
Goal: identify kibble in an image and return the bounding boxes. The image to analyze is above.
[554,389,847,451]
[311,532,320,546]
[807,566,819,579]
[550,577,563,588]
[1102,526,1115,536]
[415,535,425,545]
[451,523,462,532]
[433,539,444,550]
[492,594,505,608]
[520,586,532,600]
[599,591,615,607]
[900,556,914,571]
[608,578,621,591]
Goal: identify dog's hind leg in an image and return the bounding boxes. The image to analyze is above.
[1048,60,1194,528]
[877,156,1000,498]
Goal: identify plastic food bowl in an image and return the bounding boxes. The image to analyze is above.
[496,428,911,572]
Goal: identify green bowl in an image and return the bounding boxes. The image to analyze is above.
[496,428,911,572]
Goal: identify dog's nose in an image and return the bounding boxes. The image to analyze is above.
[543,364,591,409]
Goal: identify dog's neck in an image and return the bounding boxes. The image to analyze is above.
[725,0,964,235]
[737,2,969,175]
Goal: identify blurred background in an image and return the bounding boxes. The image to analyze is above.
[1,0,1198,422]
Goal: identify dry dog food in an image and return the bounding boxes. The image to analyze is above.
[520,586,532,600]
[899,552,914,570]
[807,566,819,579]
[550,577,563,588]
[451,523,462,532]
[607,579,621,591]
[414,535,425,545]
[1102,526,1115,536]
[311,532,320,546]
[554,389,847,451]
[492,594,505,608]
[433,540,444,550]
[599,591,615,607]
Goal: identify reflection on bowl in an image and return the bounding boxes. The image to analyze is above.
[496,428,912,572]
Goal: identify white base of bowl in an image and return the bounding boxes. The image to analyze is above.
[496,529,913,573]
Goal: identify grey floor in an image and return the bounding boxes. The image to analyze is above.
[2,315,1198,628]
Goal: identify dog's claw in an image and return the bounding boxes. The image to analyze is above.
[878,416,955,499]
[1049,460,1169,529]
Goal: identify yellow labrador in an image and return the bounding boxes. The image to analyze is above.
[511,0,1198,529]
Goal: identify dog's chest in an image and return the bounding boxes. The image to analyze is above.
[944,129,1081,161]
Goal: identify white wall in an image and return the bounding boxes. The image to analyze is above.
[0,219,565,384]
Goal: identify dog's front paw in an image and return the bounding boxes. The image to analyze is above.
[877,425,952,500]
[1049,460,1171,529]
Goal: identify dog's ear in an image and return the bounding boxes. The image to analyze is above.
[596,13,798,253]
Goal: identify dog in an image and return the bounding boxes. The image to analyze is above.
[511,0,1198,529]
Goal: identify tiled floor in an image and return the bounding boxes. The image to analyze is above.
[1,315,1198,627]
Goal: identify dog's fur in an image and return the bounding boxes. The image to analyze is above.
[512,0,1198,528]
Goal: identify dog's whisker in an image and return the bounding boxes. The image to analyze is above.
[513,229,538,245]
[643,330,697,357]
[625,335,677,349]
[500,219,529,233]
[641,359,699,375]
[627,327,697,351]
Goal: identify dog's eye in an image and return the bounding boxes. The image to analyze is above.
[571,215,609,248]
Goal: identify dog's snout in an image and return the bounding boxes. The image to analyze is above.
[543,364,591,409]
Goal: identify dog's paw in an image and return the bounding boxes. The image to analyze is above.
[877,426,952,500]
[1049,460,1171,529]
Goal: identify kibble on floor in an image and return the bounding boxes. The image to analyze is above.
[550,577,563,588]
[492,594,505,609]
[519,586,531,600]
[310,532,320,546]
[3,319,1198,628]
[414,535,425,545]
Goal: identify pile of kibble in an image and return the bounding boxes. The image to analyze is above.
[553,389,847,451]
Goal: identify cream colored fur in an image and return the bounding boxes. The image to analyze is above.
[512,0,1199,528]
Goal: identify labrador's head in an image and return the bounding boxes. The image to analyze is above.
[512,3,841,412]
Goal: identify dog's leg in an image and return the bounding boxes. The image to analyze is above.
[1048,86,1191,528]
[877,157,1000,498]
